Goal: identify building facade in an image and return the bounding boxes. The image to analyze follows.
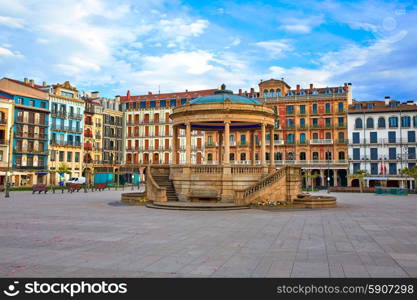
[121,89,216,165]
[0,96,14,185]
[0,78,49,186]
[42,81,84,184]
[348,97,417,188]
[204,80,352,188]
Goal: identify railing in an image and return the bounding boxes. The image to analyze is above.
[0,118,7,124]
[15,118,48,126]
[231,166,263,174]
[0,139,8,145]
[191,165,223,174]
[50,140,82,147]
[51,111,67,118]
[274,160,348,165]
[84,131,93,137]
[146,166,167,202]
[236,168,285,200]
[15,132,47,139]
[68,113,83,119]
[52,125,82,133]
[310,139,333,145]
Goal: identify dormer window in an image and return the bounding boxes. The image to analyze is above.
[367,103,374,109]
[354,103,361,109]
[312,90,318,95]
[325,89,331,94]
[338,87,343,93]
[300,90,305,96]
[287,91,293,96]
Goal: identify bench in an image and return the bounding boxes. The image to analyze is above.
[188,190,220,202]
[32,184,48,194]
[94,183,107,191]
[67,183,82,193]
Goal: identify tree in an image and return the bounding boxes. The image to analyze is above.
[303,172,320,192]
[57,163,70,185]
[400,165,417,190]
[349,169,370,193]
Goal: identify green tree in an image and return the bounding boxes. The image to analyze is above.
[349,169,370,193]
[400,165,417,190]
[57,163,70,185]
[303,172,320,192]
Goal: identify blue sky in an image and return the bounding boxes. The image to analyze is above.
[0,0,416,100]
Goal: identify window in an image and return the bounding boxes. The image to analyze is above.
[389,163,397,175]
[408,131,416,143]
[67,152,72,162]
[367,103,374,109]
[299,105,306,114]
[299,133,306,144]
[354,103,361,109]
[273,106,278,115]
[181,99,187,105]
[370,132,378,143]
[311,118,318,127]
[29,100,35,106]
[414,116,417,127]
[312,133,318,140]
[50,150,56,161]
[338,151,345,160]
[371,163,378,175]
[274,120,280,129]
[170,99,176,107]
[353,163,361,173]
[325,132,331,139]
[240,153,246,161]
[389,116,398,128]
[160,100,166,107]
[353,148,360,160]
[0,150,3,161]
[75,152,80,162]
[389,148,397,160]
[286,119,294,129]
[312,104,318,114]
[325,103,331,113]
[287,134,294,144]
[325,118,331,127]
[325,151,332,160]
[338,132,345,142]
[18,98,24,104]
[140,102,146,109]
[366,117,374,128]
[269,89,274,97]
[263,90,268,97]
[286,105,294,115]
[355,118,363,129]
[59,151,64,162]
[40,102,46,109]
[240,134,246,145]
[408,147,416,159]
[378,117,386,128]
[338,117,344,126]
[299,152,306,160]
[352,132,360,144]
[388,131,396,143]
[276,89,281,96]
[287,152,294,160]
[401,116,411,127]
[370,148,378,160]
[338,102,344,113]
[300,118,305,128]
[312,152,319,160]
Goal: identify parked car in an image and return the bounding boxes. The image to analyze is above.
[66,177,86,185]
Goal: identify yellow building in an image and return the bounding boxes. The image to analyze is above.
[0,96,14,186]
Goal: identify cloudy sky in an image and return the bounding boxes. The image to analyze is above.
[0,0,416,100]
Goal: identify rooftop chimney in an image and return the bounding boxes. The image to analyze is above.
[29,79,34,87]
[309,83,313,90]
[296,84,300,93]
[91,91,100,98]
[384,96,390,105]
[250,87,254,93]
[238,89,242,95]
[126,90,131,100]
[24,78,29,85]
[42,81,46,87]
[148,91,152,95]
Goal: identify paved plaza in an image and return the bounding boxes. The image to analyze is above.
[0,189,416,278]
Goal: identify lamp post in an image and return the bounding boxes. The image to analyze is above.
[326,149,331,193]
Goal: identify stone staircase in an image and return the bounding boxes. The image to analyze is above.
[152,175,178,202]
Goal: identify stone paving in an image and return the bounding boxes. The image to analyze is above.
[0,189,416,277]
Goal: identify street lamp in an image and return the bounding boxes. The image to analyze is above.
[326,149,331,193]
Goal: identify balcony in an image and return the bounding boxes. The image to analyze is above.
[335,139,348,144]
[50,140,82,147]
[15,118,48,126]
[14,165,45,170]
[15,148,47,155]
[205,142,218,147]
[84,131,93,137]
[336,123,347,129]
[0,118,7,125]
[68,113,83,120]
[310,139,333,145]
[84,144,93,151]
[52,125,82,133]
[0,139,8,145]
[297,125,308,130]
[297,140,307,145]
[51,111,67,118]
[15,132,47,140]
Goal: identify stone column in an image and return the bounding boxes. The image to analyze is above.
[269,127,275,167]
[185,122,191,165]
[261,123,266,165]
[251,130,256,165]
[172,125,178,164]
[334,169,339,186]
[224,121,230,164]
[320,169,325,187]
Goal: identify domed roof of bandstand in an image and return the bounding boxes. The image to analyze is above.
[189,84,262,105]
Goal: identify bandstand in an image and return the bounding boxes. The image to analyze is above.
[146,86,302,205]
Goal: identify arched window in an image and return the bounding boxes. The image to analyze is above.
[269,89,275,97]
[325,132,332,139]
[207,153,213,161]
[263,89,268,97]
[312,152,319,160]
[299,152,306,160]
[389,116,398,128]
[240,152,246,161]
[401,116,411,128]
[339,151,345,160]
[276,89,281,96]
[230,135,235,143]
[378,117,386,128]
[366,117,374,129]
[355,118,363,129]
[325,151,332,160]
[287,133,294,144]
[287,152,294,160]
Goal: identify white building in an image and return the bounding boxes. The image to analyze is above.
[347,97,417,188]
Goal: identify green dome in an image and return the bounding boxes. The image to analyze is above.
[190,93,262,105]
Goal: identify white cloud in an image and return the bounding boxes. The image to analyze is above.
[254,40,293,58]
[0,15,25,28]
[278,15,325,34]
[153,18,209,46]
[0,46,23,58]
